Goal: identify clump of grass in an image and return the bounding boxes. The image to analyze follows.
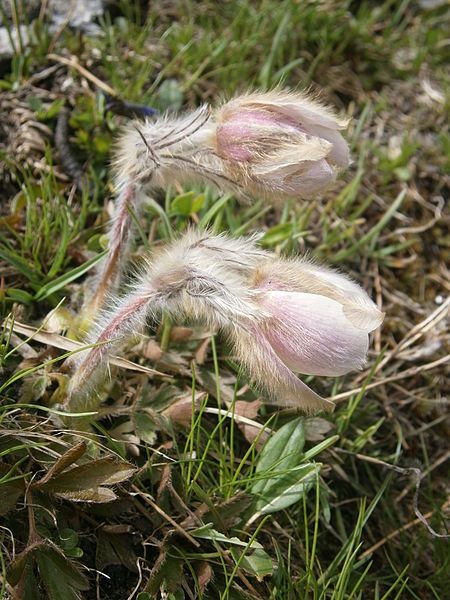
[1,1,449,598]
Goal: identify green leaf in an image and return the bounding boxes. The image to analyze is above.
[145,197,172,239]
[145,551,183,595]
[96,528,139,571]
[20,559,41,600]
[0,246,41,286]
[27,95,43,112]
[332,188,406,262]
[199,194,232,228]
[34,442,87,487]
[157,79,184,110]
[34,250,108,301]
[170,191,196,216]
[254,463,320,515]
[36,545,89,600]
[58,529,79,552]
[261,222,293,246]
[38,98,65,121]
[252,417,305,496]
[5,288,34,303]
[302,435,339,462]
[47,207,70,278]
[135,412,159,445]
[231,548,273,581]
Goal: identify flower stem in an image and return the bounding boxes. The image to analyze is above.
[160,314,172,353]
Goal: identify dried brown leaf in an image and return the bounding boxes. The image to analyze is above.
[234,400,269,447]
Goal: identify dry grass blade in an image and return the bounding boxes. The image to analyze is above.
[329,355,450,403]
[130,484,201,548]
[6,320,166,376]
[359,499,450,561]
[374,296,450,374]
[47,53,117,96]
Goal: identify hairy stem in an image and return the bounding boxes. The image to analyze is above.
[87,182,137,317]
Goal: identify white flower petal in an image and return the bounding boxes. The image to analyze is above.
[254,259,384,333]
[292,263,384,332]
[260,291,370,376]
[233,326,335,413]
[307,124,350,168]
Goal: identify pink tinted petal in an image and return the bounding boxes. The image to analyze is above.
[216,109,305,162]
[262,91,349,130]
[290,263,384,332]
[260,291,369,376]
[232,326,334,413]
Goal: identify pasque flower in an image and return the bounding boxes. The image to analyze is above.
[88,89,350,318]
[213,90,350,199]
[232,257,384,412]
[70,231,382,415]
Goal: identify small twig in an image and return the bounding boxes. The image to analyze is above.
[126,558,145,600]
[373,296,450,375]
[47,53,117,96]
[202,406,273,433]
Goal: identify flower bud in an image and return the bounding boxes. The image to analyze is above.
[231,257,384,412]
[214,90,350,199]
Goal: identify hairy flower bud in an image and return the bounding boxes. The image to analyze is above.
[214,90,350,199]
[230,257,384,412]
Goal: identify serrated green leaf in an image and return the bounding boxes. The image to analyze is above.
[145,552,183,595]
[0,479,24,515]
[135,412,159,444]
[96,528,139,571]
[19,559,41,600]
[34,442,87,487]
[36,545,89,600]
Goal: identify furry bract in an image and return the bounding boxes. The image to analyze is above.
[70,230,383,414]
